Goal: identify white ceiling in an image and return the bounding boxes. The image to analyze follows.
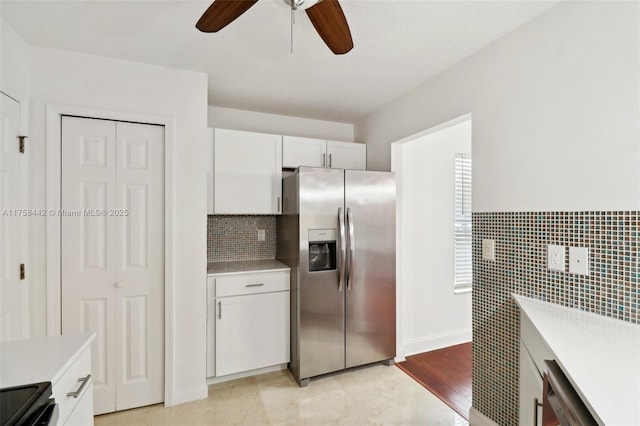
[1,0,558,123]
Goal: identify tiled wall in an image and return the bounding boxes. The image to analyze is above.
[207,215,276,262]
[472,211,639,425]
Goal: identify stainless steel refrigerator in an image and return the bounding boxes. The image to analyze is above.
[277,167,396,386]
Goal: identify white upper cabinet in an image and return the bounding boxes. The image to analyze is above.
[213,128,282,215]
[282,136,326,168]
[282,136,366,170]
[207,128,214,215]
[326,140,366,170]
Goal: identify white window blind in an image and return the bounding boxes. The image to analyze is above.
[454,154,472,293]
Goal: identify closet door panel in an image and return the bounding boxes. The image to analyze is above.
[61,116,117,415]
[114,121,164,411]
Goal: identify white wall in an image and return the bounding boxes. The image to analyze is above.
[393,118,472,357]
[357,1,640,212]
[209,106,354,142]
[0,17,30,102]
[0,17,31,342]
[25,46,208,405]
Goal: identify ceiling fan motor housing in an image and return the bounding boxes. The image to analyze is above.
[283,0,321,10]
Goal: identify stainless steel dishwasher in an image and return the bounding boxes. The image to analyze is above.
[538,360,599,426]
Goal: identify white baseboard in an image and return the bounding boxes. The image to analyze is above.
[207,364,287,386]
[168,386,208,406]
[469,407,499,426]
[402,328,472,356]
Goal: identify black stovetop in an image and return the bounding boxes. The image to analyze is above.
[0,382,52,426]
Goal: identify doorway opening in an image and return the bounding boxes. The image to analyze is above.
[391,114,473,416]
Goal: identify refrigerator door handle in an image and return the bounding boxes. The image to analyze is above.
[347,207,355,291]
[338,207,346,292]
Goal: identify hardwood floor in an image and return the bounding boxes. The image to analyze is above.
[396,342,472,420]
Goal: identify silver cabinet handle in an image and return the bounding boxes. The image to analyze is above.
[67,374,91,398]
[277,197,281,213]
[329,153,333,168]
[346,207,354,291]
[322,153,326,167]
[338,207,346,292]
[533,397,542,426]
[246,283,264,287]
[218,301,222,319]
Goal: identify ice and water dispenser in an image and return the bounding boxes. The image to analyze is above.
[308,229,337,272]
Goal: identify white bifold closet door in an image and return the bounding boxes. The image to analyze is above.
[61,116,164,414]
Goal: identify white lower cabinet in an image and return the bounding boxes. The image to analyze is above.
[207,270,290,379]
[53,343,94,425]
[0,334,95,426]
[206,276,216,378]
[64,383,94,426]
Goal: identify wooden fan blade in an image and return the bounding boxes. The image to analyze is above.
[306,0,353,55]
[196,0,258,33]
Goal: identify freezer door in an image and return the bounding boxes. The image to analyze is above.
[298,167,346,379]
[345,170,396,368]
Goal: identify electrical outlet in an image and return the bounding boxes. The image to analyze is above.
[547,244,565,271]
[257,229,265,242]
[569,246,589,275]
[482,239,496,261]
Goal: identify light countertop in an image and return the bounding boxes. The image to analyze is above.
[513,294,640,426]
[207,259,290,276]
[0,332,95,388]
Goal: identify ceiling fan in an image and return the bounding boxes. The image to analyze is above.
[196,0,354,55]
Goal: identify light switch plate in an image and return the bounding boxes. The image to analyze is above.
[547,245,565,271]
[257,229,266,242]
[569,246,589,275]
[482,239,496,261]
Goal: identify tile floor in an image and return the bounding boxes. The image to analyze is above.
[95,365,469,425]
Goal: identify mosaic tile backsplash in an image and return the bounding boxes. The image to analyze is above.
[207,215,276,262]
[472,211,639,425]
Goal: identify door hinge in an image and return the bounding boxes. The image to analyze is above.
[18,135,28,154]
[20,264,25,280]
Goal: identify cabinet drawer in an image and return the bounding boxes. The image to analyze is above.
[216,271,289,297]
[52,345,92,425]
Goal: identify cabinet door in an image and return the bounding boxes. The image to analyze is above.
[519,340,543,426]
[206,277,216,378]
[215,291,290,376]
[282,136,326,168]
[214,129,282,214]
[326,140,366,170]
